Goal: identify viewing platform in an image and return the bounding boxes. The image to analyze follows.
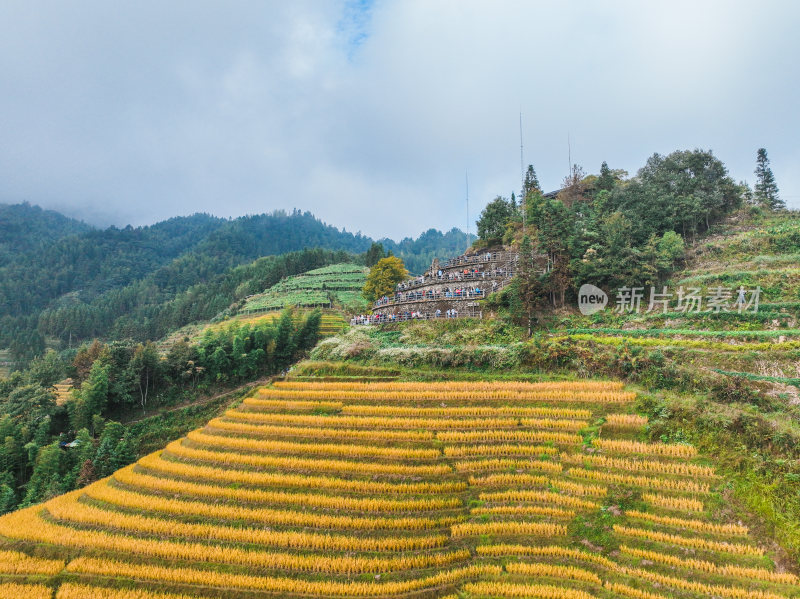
[363,247,519,321]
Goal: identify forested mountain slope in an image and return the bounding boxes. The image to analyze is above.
[0,202,92,267]
[0,205,471,363]
[381,227,475,274]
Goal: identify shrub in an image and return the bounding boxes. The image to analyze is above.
[711,375,764,406]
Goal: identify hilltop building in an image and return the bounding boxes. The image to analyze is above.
[371,247,519,319]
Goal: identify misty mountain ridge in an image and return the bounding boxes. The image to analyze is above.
[0,202,473,361]
[0,202,93,267]
[0,202,471,268]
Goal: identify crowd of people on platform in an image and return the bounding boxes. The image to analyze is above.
[352,251,517,325]
[396,266,514,292]
[442,251,498,268]
[374,286,486,307]
[351,308,462,325]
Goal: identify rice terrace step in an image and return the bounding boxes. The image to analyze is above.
[0,380,795,599]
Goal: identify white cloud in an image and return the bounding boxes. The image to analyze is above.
[0,0,797,237]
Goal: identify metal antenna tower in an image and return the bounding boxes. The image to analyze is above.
[519,112,525,231]
[519,112,524,190]
[465,170,470,252]
[567,132,572,177]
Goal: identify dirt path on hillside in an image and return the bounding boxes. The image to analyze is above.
[121,375,279,425]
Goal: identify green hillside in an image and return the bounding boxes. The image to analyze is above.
[307,210,800,569]
[0,350,10,379]
[0,202,91,267]
[155,262,366,353]
[1,158,798,595]
[0,205,473,364]
[243,263,369,313]
[546,210,800,392]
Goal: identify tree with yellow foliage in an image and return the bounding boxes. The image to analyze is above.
[362,256,408,302]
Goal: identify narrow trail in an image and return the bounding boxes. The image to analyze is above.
[121,375,278,425]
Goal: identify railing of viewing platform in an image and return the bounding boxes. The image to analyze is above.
[374,289,488,308]
[352,311,479,325]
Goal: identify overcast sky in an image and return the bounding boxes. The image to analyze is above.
[0,1,798,240]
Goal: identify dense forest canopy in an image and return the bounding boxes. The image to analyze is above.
[380,228,475,274]
[476,149,774,325]
[0,309,323,514]
[0,207,472,363]
[0,203,91,267]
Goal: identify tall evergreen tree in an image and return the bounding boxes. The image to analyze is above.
[523,165,540,195]
[294,310,322,354]
[509,236,543,336]
[754,148,782,209]
[22,442,64,506]
[534,199,572,307]
[740,181,755,206]
[363,242,386,267]
[596,161,616,192]
[72,361,111,432]
[476,197,515,245]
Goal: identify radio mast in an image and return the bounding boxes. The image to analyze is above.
[465,170,470,252]
[519,112,524,190]
[568,132,572,176]
[520,111,525,232]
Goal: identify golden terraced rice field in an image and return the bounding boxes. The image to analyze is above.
[0,379,797,598]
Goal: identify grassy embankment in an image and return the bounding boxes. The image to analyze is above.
[156,263,367,352]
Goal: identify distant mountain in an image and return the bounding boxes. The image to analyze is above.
[382,228,476,274]
[0,202,93,266]
[0,204,470,362]
[0,212,228,317]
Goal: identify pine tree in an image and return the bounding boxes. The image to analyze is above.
[740,181,755,205]
[22,442,64,505]
[754,148,783,209]
[523,165,540,195]
[476,197,515,245]
[71,361,110,431]
[510,236,543,336]
[110,435,136,472]
[294,310,322,353]
[597,161,615,192]
[364,242,386,267]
